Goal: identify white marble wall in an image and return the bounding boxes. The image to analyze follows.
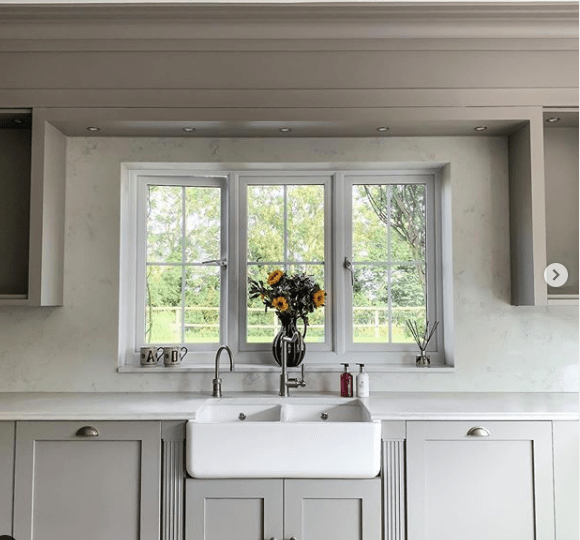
[0,137,577,392]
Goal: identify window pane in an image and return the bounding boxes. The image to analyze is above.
[145,265,182,344]
[184,266,220,343]
[145,182,223,347]
[352,185,388,262]
[352,265,389,343]
[392,264,427,343]
[247,186,284,262]
[351,182,428,345]
[246,183,327,346]
[287,184,325,262]
[288,264,326,343]
[147,186,182,262]
[247,264,280,343]
[390,184,426,262]
[185,187,221,262]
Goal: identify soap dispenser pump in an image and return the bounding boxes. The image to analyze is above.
[356,363,369,397]
[340,363,353,397]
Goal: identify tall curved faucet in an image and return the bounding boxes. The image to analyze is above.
[213,345,234,398]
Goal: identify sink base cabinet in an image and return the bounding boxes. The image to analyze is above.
[406,421,555,540]
[185,478,381,540]
[13,421,161,540]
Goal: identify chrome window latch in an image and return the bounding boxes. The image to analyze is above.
[344,257,354,286]
[201,259,228,268]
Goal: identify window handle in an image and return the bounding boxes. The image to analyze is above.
[201,259,227,268]
[344,257,354,286]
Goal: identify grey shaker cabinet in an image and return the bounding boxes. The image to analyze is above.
[406,421,555,540]
[186,479,284,540]
[13,421,161,540]
[0,422,15,536]
[284,478,381,540]
[185,478,381,540]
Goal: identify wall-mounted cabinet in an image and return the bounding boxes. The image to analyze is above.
[508,108,579,306]
[0,109,66,307]
[543,109,579,305]
[0,110,31,305]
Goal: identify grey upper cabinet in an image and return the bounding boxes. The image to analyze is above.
[406,421,555,540]
[185,478,381,540]
[0,108,66,307]
[284,479,381,540]
[0,422,15,537]
[13,421,161,540]
[186,479,283,540]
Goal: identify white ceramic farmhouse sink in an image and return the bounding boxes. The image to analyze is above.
[186,397,381,479]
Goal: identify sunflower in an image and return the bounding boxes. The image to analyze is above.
[272,296,289,312]
[267,269,284,286]
[313,289,326,308]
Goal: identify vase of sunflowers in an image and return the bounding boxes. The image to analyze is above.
[248,269,326,367]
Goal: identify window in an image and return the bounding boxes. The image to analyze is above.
[241,175,332,351]
[120,167,443,367]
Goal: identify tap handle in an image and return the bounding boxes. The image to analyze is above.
[282,332,299,344]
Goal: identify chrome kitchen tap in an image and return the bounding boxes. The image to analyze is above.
[212,345,234,397]
[279,333,306,397]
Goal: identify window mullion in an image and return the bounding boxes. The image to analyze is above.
[387,185,393,343]
[283,184,289,272]
[181,186,186,345]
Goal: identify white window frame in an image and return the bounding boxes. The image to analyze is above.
[342,172,441,357]
[119,164,444,369]
[238,172,334,353]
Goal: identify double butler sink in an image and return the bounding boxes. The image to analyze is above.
[186,398,381,478]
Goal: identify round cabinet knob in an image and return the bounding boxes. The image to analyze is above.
[76,426,99,438]
[466,426,491,437]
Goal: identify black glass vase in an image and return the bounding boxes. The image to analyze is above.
[272,318,307,367]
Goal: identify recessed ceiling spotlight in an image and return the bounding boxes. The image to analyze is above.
[546,117,561,123]
[183,127,196,132]
[376,126,390,132]
[13,118,23,124]
[279,127,292,133]
[86,126,101,132]
[474,126,488,132]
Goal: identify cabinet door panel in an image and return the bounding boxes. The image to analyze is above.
[407,421,554,540]
[185,479,283,540]
[13,421,161,540]
[0,422,15,536]
[284,479,381,540]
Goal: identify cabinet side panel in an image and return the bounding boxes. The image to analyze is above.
[0,422,15,536]
[509,123,536,305]
[553,421,580,540]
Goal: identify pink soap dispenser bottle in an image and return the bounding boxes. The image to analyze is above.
[340,363,353,397]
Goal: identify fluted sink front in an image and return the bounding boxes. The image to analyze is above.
[186,397,381,479]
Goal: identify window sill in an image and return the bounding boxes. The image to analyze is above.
[118,363,455,374]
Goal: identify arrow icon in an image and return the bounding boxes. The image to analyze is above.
[544,263,568,288]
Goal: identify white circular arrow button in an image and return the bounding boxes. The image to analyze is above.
[544,263,568,288]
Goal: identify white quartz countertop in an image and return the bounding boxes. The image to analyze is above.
[0,392,576,421]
